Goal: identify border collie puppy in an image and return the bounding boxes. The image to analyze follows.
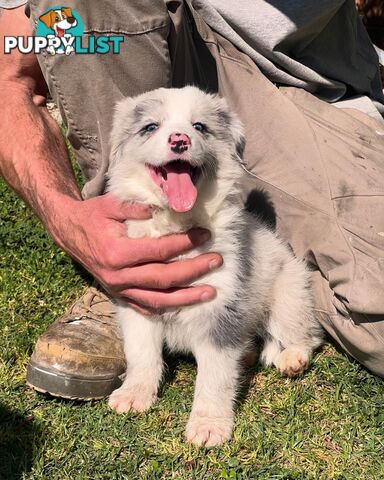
[107,86,323,447]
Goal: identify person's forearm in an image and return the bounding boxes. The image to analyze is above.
[0,80,82,246]
[0,6,219,313]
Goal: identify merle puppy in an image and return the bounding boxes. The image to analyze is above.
[107,86,323,447]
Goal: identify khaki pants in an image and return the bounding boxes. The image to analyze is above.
[28,0,384,376]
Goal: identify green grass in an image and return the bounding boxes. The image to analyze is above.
[0,177,384,480]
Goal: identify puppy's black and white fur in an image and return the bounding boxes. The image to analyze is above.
[107,87,323,447]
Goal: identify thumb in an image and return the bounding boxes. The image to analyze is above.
[102,193,153,221]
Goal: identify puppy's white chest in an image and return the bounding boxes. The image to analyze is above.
[161,306,213,353]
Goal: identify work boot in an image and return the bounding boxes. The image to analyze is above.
[26,286,126,400]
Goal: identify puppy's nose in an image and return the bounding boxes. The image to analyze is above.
[67,16,76,24]
[168,133,191,154]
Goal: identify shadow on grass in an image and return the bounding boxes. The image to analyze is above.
[70,258,94,284]
[160,345,263,411]
[0,404,42,480]
[160,351,195,394]
[236,342,263,409]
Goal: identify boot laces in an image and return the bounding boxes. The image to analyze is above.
[66,287,116,323]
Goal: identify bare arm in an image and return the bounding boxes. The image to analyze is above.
[0,7,82,221]
[0,7,222,314]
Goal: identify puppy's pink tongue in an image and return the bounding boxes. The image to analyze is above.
[161,162,197,212]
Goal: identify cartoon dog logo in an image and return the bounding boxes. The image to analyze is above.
[39,7,78,55]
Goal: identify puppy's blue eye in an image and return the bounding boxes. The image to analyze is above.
[193,122,206,133]
[143,123,158,133]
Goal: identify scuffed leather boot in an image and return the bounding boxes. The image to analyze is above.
[26,286,126,400]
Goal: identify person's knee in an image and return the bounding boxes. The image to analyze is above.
[321,311,384,378]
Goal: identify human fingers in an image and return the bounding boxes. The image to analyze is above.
[99,193,152,221]
[110,253,222,290]
[127,228,213,265]
[120,284,217,310]
[125,301,154,316]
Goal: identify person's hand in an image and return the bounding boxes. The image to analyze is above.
[54,194,223,314]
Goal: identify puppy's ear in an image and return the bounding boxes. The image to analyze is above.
[62,7,73,18]
[230,113,246,159]
[112,97,138,137]
[216,97,246,159]
[39,10,56,28]
[109,97,139,167]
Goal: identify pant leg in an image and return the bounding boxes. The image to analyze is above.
[312,270,384,377]
[187,3,384,376]
[28,0,173,198]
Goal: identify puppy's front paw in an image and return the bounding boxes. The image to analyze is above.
[108,385,157,413]
[185,414,234,447]
[277,347,309,377]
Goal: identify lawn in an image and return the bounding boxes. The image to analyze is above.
[0,175,384,480]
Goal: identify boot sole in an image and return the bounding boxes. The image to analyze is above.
[26,361,123,401]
